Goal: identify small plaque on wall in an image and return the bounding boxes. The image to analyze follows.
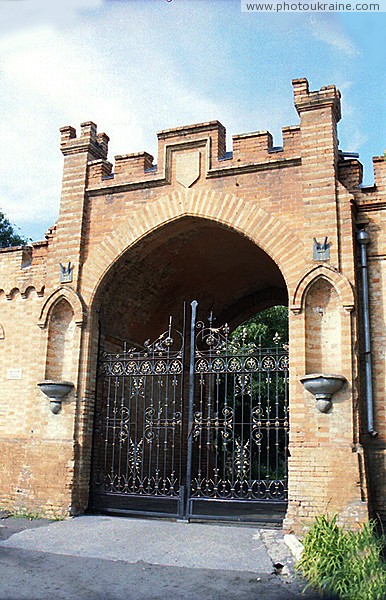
[7,368,23,380]
[60,262,74,283]
[313,237,330,261]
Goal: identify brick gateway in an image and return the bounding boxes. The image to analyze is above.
[0,78,385,532]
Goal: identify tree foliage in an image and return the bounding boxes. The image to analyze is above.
[231,305,288,347]
[0,210,27,248]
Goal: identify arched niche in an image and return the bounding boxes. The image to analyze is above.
[45,298,75,381]
[305,277,342,374]
[291,264,354,314]
[38,287,86,329]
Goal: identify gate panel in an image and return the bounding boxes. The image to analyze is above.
[90,302,289,522]
[186,311,289,521]
[90,317,186,517]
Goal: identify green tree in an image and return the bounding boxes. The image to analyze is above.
[0,210,27,248]
[231,305,288,347]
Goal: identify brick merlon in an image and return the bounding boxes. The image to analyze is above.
[373,155,386,189]
[292,77,341,122]
[80,121,97,139]
[292,77,309,96]
[59,125,77,142]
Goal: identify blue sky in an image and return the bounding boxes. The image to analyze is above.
[0,0,385,241]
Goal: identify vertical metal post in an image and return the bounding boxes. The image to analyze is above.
[357,229,377,436]
[185,300,198,519]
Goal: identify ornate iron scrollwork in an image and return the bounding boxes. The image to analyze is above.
[192,406,234,441]
[92,308,289,515]
[144,406,182,442]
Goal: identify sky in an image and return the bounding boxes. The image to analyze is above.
[0,0,385,242]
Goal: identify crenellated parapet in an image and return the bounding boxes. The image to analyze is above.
[231,125,301,164]
[0,241,47,298]
[338,158,364,194]
[339,154,386,200]
[352,154,386,259]
[337,154,386,212]
[60,121,109,159]
[85,120,302,192]
[82,80,345,202]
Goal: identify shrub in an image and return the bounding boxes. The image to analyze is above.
[296,515,386,600]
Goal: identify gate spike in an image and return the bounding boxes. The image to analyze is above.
[168,315,173,339]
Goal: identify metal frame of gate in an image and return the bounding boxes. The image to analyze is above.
[90,301,289,523]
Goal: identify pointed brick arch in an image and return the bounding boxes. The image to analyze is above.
[82,189,303,307]
[38,287,86,329]
[291,264,355,314]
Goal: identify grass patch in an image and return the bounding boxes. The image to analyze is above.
[2,507,63,521]
[296,515,386,599]
[6,508,44,520]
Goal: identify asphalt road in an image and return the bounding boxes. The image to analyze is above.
[0,515,324,600]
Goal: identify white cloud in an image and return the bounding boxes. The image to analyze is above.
[0,2,372,241]
[309,16,358,57]
[0,7,237,239]
[337,91,369,154]
[0,0,103,37]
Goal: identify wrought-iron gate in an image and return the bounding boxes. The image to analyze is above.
[90,301,289,522]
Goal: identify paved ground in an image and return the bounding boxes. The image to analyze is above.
[0,515,324,599]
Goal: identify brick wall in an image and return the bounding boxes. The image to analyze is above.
[0,78,384,532]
